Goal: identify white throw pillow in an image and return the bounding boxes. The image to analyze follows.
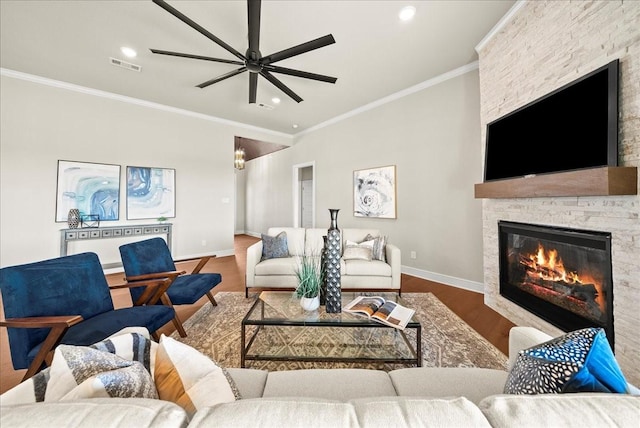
[343,242,373,261]
[153,335,240,419]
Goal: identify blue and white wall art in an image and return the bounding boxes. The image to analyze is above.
[55,160,121,222]
[126,166,176,220]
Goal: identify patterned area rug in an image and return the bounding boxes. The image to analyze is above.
[171,292,508,371]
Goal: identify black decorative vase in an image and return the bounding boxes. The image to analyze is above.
[325,209,342,313]
[320,235,328,306]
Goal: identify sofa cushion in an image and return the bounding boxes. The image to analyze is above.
[479,393,640,428]
[504,327,628,394]
[351,396,492,427]
[343,259,391,277]
[268,227,306,256]
[154,335,239,418]
[262,369,397,401]
[305,228,327,255]
[0,398,189,428]
[188,397,359,428]
[261,231,290,261]
[389,367,508,404]
[225,368,269,399]
[254,256,298,276]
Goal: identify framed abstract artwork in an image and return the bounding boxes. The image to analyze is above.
[55,160,121,222]
[126,166,176,220]
[353,165,397,219]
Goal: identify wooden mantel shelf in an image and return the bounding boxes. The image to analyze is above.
[474,166,638,199]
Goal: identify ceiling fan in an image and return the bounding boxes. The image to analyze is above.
[150,0,337,104]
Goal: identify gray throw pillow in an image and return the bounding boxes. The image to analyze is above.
[363,234,387,263]
[261,231,289,261]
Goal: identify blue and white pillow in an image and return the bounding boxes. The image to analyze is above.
[504,327,629,394]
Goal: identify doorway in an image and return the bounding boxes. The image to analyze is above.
[293,162,315,228]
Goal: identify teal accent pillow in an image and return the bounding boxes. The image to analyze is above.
[504,327,629,394]
[261,231,289,261]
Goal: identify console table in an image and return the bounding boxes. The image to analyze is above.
[60,223,172,257]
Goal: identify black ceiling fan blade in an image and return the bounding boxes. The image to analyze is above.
[261,34,336,65]
[197,67,248,89]
[150,49,244,66]
[247,0,261,54]
[249,73,258,104]
[260,70,303,103]
[153,0,246,61]
[264,65,337,84]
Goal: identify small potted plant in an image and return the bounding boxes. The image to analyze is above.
[294,254,323,311]
[157,216,167,223]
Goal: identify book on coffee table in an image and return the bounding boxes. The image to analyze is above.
[344,296,416,330]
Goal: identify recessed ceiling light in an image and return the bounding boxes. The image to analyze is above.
[399,5,416,21]
[271,97,281,104]
[120,46,137,58]
[292,124,299,129]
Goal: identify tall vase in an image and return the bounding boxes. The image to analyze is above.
[320,235,328,305]
[325,209,342,313]
[67,208,80,229]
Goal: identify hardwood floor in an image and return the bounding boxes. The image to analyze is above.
[0,234,514,393]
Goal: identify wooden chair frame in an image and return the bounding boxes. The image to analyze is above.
[0,276,173,381]
[122,256,217,338]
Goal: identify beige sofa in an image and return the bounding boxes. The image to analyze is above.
[3,327,638,427]
[245,227,401,297]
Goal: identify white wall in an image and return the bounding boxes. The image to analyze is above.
[234,169,246,234]
[244,68,486,288]
[0,75,289,268]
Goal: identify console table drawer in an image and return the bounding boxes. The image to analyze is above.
[60,223,172,257]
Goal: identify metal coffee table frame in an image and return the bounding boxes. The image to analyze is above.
[241,291,422,367]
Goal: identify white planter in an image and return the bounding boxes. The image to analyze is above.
[300,296,320,312]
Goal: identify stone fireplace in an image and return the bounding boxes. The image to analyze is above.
[498,221,614,347]
[476,1,640,385]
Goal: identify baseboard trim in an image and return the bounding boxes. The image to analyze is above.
[402,266,484,294]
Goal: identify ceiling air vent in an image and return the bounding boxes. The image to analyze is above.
[109,57,141,72]
[253,103,274,111]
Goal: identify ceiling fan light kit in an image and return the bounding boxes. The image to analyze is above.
[151,0,337,104]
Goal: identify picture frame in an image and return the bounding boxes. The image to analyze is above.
[353,165,397,219]
[55,160,121,222]
[126,166,176,220]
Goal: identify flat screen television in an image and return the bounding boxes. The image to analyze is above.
[483,59,619,182]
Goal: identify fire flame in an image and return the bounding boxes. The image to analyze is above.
[523,243,604,310]
[531,245,580,283]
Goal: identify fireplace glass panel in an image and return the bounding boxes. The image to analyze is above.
[498,221,614,348]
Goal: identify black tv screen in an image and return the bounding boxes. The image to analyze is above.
[484,59,619,182]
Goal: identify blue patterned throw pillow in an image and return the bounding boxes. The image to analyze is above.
[261,231,289,261]
[504,327,629,394]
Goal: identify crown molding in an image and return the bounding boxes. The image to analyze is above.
[476,0,527,53]
[294,61,479,137]
[0,67,293,140]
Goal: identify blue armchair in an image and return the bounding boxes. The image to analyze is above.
[0,252,176,380]
[119,237,222,337]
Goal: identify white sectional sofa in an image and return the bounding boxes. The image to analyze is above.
[245,227,401,297]
[2,327,638,427]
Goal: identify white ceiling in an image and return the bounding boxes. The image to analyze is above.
[0,0,516,136]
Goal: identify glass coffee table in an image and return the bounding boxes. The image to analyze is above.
[241,291,422,368]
